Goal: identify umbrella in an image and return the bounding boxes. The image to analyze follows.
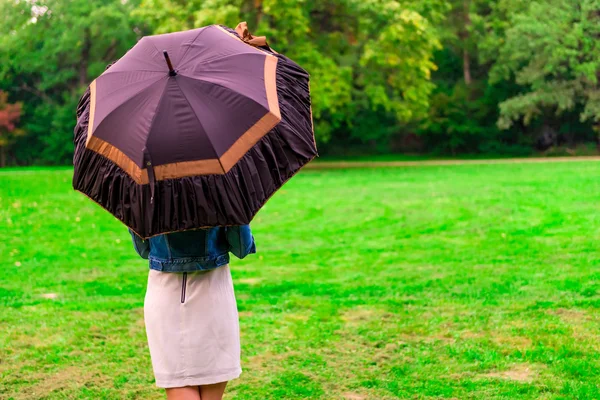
[73,23,317,238]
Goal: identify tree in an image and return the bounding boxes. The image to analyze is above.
[0,0,144,165]
[416,0,520,154]
[488,0,600,134]
[0,91,23,167]
[442,0,481,86]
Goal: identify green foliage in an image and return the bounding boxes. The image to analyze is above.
[421,82,492,153]
[2,0,600,164]
[412,0,600,154]
[488,0,600,131]
[0,0,143,165]
[416,45,532,155]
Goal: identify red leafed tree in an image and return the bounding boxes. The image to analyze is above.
[0,91,23,167]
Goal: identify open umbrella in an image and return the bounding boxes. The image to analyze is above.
[73,23,316,238]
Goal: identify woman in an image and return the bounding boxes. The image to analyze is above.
[130,226,256,400]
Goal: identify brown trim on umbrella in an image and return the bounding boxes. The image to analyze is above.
[155,158,224,179]
[265,56,280,120]
[88,102,280,181]
[219,111,281,171]
[87,135,227,183]
[87,106,279,183]
[86,80,97,146]
[87,136,147,183]
[219,56,281,171]
[88,135,227,183]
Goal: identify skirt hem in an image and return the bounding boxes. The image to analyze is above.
[155,367,242,388]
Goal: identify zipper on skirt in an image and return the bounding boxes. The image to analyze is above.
[181,272,188,303]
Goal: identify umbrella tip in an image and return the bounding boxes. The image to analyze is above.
[163,50,177,77]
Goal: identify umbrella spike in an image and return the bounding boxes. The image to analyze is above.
[163,50,177,76]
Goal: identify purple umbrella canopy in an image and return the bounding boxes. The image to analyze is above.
[73,23,317,238]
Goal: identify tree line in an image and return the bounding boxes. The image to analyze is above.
[0,0,598,166]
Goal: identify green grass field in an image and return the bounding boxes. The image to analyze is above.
[2,162,600,399]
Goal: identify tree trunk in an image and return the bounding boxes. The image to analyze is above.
[255,0,264,25]
[102,39,118,62]
[463,48,472,85]
[462,0,472,85]
[0,146,6,168]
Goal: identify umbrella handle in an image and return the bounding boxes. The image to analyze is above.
[163,51,177,76]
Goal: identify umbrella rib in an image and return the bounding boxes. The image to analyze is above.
[176,73,269,114]
[96,74,166,104]
[177,51,266,72]
[177,28,209,67]
[172,78,224,172]
[145,28,209,72]
[99,70,166,78]
[91,77,168,147]
[142,78,172,164]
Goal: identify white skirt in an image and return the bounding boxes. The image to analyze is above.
[143,265,241,388]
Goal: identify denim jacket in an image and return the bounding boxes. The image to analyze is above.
[129,225,256,272]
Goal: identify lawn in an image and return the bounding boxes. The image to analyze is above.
[2,162,600,399]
